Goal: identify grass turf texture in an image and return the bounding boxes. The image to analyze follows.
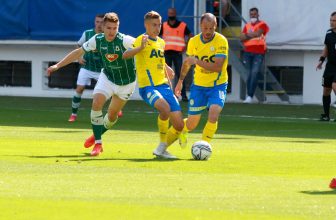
[0,96,335,219]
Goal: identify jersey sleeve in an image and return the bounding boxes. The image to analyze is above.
[186,37,195,56]
[123,35,135,49]
[324,31,328,45]
[77,32,86,46]
[242,25,248,34]
[215,37,228,59]
[132,35,142,48]
[260,21,270,35]
[82,35,97,52]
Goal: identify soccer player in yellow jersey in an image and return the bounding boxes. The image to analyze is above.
[175,13,229,146]
[123,11,185,159]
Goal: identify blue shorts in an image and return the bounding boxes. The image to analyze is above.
[188,83,227,115]
[139,84,181,112]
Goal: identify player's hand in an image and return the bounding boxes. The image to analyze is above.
[47,65,58,76]
[78,57,86,65]
[175,80,183,97]
[316,61,323,71]
[140,35,148,49]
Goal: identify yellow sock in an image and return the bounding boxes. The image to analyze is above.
[183,118,190,132]
[157,116,169,143]
[166,126,180,146]
[202,121,218,143]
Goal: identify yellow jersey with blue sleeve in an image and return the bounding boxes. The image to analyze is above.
[133,34,168,88]
[186,32,229,87]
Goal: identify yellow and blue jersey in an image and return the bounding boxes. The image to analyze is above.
[186,32,229,87]
[133,34,168,88]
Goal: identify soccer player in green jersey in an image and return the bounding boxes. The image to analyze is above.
[68,14,104,122]
[48,12,136,156]
[123,11,186,159]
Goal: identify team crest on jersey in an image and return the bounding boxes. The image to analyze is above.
[210,46,215,51]
[105,54,118,62]
[115,46,120,51]
[190,99,194,106]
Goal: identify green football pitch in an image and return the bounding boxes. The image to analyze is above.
[0,96,335,220]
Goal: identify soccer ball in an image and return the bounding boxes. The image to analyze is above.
[191,140,212,160]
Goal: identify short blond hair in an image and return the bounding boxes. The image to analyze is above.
[144,11,161,21]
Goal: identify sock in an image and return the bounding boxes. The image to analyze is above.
[323,95,331,116]
[166,126,181,146]
[202,121,218,143]
[157,116,169,143]
[101,114,118,134]
[91,110,103,143]
[71,92,82,114]
[183,118,190,132]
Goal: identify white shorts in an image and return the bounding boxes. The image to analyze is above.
[93,73,136,101]
[76,68,101,86]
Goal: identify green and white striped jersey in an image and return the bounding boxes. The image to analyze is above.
[82,32,136,86]
[78,29,103,73]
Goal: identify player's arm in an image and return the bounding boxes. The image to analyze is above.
[165,64,174,80]
[47,48,85,76]
[47,35,96,75]
[175,57,192,97]
[193,56,225,73]
[316,45,328,71]
[122,35,148,59]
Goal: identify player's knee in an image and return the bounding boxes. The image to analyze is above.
[186,120,198,131]
[158,108,170,119]
[91,110,103,125]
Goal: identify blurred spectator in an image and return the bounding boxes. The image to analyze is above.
[160,8,193,102]
[240,7,269,103]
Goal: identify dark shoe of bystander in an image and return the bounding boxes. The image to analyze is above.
[319,114,330,121]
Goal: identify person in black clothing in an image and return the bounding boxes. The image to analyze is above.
[160,8,193,102]
[316,11,336,121]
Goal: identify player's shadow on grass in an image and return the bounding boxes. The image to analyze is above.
[69,157,181,162]
[28,154,92,159]
[276,140,325,144]
[300,190,336,195]
[213,136,242,140]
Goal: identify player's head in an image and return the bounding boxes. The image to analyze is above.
[94,14,105,33]
[330,11,336,30]
[103,12,119,41]
[144,11,162,38]
[200,13,217,42]
[249,7,259,24]
[168,8,177,21]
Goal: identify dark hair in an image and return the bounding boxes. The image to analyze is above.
[144,11,161,21]
[250,7,259,13]
[103,12,119,23]
[96,14,105,19]
[331,11,336,17]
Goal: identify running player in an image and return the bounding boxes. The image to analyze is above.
[68,14,103,122]
[123,11,186,159]
[48,12,136,156]
[174,13,229,145]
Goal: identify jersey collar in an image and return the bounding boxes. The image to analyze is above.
[200,33,216,44]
